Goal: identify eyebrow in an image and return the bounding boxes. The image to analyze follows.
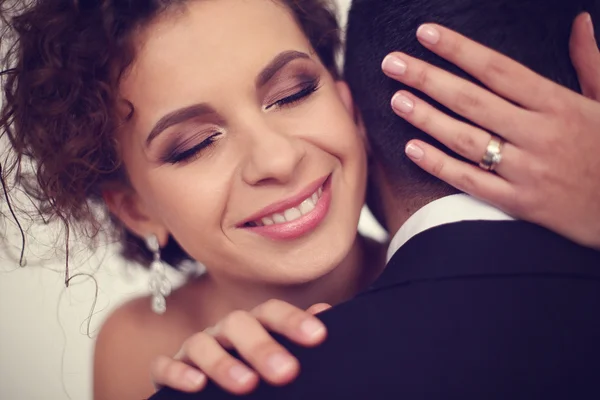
[146,104,218,146]
[256,50,311,87]
[146,50,312,146]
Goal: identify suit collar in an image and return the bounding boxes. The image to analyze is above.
[387,194,514,262]
[370,220,600,294]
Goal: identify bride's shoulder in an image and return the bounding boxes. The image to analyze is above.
[93,295,181,369]
[92,296,172,398]
[93,281,213,398]
[96,295,164,343]
[95,277,214,349]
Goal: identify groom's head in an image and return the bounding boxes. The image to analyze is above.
[344,0,599,221]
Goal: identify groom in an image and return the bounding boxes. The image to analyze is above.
[153,0,600,398]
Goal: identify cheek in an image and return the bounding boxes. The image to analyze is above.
[308,95,368,185]
[144,168,232,259]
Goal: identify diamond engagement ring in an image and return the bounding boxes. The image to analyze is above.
[479,136,504,172]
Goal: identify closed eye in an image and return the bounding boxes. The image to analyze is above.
[162,132,223,164]
[265,78,321,110]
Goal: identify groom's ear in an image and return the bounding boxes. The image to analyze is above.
[334,81,370,153]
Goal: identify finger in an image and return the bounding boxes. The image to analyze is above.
[150,355,207,393]
[306,303,332,315]
[392,90,524,181]
[179,331,259,395]
[203,325,233,349]
[252,299,327,346]
[411,23,569,111]
[216,309,300,386]
[382,52,534,146]
[405,140,519,214]
[569,13,600,100]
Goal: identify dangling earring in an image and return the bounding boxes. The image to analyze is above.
[145,234,171,314]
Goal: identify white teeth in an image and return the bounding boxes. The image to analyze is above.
[311,192,318,204]
[249,184,325,227]
[299,197,316,215]
[284,207,302,221]
[272,213,286,224]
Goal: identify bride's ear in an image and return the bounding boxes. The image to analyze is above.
[335,80,371,154]
[102,185,170,246]
[335,81,354,112]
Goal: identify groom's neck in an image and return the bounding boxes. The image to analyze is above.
[373,163,458,236]
[379,185,433,237]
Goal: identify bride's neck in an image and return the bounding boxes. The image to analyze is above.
[205,235,384,313]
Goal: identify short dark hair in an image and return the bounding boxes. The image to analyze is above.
[344,0,599,198]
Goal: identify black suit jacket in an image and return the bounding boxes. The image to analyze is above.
[151,221,600,400]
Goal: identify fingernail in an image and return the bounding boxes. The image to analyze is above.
[300,318,325,339]
[405,143,425,161]
[229,365,254,385]
[417,24,441,45]
[267,353,296,376]
[586,13,595,38]
[184,369,206,387]
[391,93,414,114]
[382,55,407,75]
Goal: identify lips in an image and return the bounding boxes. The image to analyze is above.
[238,175,332,240]
[244,185,324,227]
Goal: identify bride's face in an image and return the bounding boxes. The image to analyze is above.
[115,0,367,285]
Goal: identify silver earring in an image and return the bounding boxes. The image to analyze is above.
[145,234,171,314]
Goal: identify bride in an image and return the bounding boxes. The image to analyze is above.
[1,0,599,398]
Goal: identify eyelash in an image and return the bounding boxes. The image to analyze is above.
[163,133,222,164]
[265,77,321,110]
[164,78,321,164]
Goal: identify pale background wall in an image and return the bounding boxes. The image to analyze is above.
[0,1,387,399]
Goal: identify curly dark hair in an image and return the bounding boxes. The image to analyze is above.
[0,0,342,269]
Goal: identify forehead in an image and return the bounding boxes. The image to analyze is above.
[121,0,314,102]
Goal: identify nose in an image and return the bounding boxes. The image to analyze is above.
[241,121,306,186]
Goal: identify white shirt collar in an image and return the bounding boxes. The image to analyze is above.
[386,194,515,262]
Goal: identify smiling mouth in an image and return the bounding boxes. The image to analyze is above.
[243,184,324,228]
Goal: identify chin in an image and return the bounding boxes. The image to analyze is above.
[262,231,356,286]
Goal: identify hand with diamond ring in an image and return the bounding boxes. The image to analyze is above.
[382,14,600,249]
